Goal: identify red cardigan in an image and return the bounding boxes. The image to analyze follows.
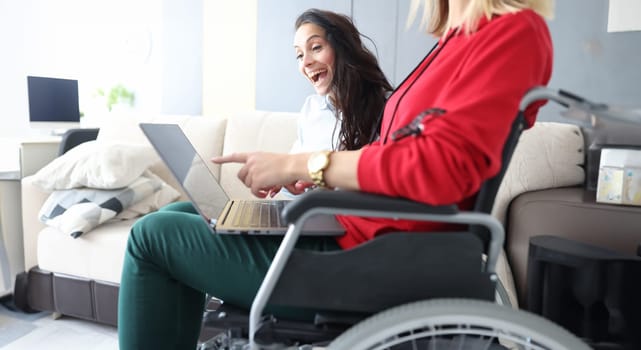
[336,9,553,249]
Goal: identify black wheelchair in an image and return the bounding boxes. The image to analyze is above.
[198,87,602,350]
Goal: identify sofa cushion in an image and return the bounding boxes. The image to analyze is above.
[36,220,134,284]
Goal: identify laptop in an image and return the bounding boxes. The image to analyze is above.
[139,123,344,236]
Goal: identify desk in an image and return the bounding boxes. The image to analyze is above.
[0,137,60,297]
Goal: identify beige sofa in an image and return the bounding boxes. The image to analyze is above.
[18,111,299,325]
[17,112,602,326]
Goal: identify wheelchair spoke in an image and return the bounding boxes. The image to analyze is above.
[329,300,589,350]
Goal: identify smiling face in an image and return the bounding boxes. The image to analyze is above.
[294,23,336,97]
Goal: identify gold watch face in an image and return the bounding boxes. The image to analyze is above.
[307,151,331,187]
[308,151,330,172]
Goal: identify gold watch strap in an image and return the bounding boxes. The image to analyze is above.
[308,151,332,188]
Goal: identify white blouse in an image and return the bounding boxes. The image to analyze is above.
[289,94,340,153]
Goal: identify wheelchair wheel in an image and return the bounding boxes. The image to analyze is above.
[328,299,590,350]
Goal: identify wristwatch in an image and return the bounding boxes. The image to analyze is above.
[307,151,332,188]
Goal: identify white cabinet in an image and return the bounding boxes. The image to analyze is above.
[0,137,60,297]
[0,176,23,297]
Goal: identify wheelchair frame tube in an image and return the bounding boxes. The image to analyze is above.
[248,206,504,348]
[520,87,641,125]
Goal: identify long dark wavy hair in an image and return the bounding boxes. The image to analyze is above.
[296,9,393,150]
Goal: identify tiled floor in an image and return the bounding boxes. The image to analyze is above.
[0,299,220,349]
[0,305,118,350]
[0,302,118,350]
[2,318,118,350]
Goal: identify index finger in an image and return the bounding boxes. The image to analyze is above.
[211,153,248,164]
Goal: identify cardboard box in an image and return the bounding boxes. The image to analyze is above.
[596,148,641,206]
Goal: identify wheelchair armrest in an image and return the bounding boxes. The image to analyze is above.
[282,190,458,224]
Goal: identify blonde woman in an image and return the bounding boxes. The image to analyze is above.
[118,1,554,349]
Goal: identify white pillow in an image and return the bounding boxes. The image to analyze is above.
[32,140,160,191]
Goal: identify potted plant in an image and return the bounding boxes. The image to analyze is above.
[96,84,135,112]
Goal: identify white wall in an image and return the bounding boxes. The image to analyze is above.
[0,0,165,138]
[202,1,257,117]
[161,0,202,115]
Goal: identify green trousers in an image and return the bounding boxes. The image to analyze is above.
[118,201,340,350]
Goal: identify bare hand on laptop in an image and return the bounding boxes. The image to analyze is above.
[212,152,310,198]
[213,150,361,197]
[266,180,314,198]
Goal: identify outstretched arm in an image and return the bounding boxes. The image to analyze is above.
[212,150,362,198]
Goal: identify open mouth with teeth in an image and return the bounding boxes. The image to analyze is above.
[308,69,329,85]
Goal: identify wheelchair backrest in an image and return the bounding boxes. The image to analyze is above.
[474,111,526,214]
[471,111,526,243]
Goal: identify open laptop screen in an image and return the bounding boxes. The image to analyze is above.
[139,123,228,221]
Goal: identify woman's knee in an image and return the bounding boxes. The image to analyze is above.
[129,210,209,256]
[128,211,183,256]
[158,201,197,214]
[132,211,168,239]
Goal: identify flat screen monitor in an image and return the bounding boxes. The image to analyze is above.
[27,76,81,131]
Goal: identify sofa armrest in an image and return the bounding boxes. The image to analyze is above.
[21,175,49,270]
[506,186,641,303]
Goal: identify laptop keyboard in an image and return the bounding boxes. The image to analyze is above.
[231,200,287,228]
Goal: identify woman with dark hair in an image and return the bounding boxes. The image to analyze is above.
[293,9,392,152]
[117,9,390,349]
[276,8,392,197]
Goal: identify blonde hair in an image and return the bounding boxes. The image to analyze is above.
[408,0,554,36]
